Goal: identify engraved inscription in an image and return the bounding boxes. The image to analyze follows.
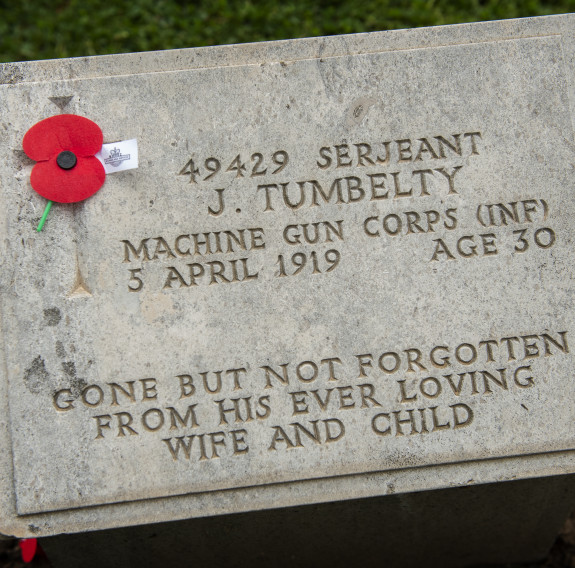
[51,330,569,461]
[121,129,561,293]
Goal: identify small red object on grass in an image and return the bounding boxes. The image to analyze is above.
[22,114,105,230]
[19,538,37,563]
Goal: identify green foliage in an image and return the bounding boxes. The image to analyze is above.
[1,0,575,62]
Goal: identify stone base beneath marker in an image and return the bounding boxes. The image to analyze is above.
[41,474,575,568]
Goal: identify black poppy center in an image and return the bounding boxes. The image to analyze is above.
[56,150,77,170]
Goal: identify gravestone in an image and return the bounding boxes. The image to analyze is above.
[2,13,575,567]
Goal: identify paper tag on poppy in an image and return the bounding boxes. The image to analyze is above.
[96,139,138,174]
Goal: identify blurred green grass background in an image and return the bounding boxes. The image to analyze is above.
[1,0,575,62]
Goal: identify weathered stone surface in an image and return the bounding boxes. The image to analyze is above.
[1,14,575,538]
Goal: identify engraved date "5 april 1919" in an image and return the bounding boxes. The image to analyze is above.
[127,248,342,291]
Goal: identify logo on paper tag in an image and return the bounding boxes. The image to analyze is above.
[105,147,130,167]
[96,139,138,174]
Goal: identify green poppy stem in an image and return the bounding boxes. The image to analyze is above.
[37,200,53,232]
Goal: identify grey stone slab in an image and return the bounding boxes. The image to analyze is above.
[1,14,575,538]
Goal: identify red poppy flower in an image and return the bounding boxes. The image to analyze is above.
[23,114,105,203]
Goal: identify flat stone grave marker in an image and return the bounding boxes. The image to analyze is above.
[1,13,575,540]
